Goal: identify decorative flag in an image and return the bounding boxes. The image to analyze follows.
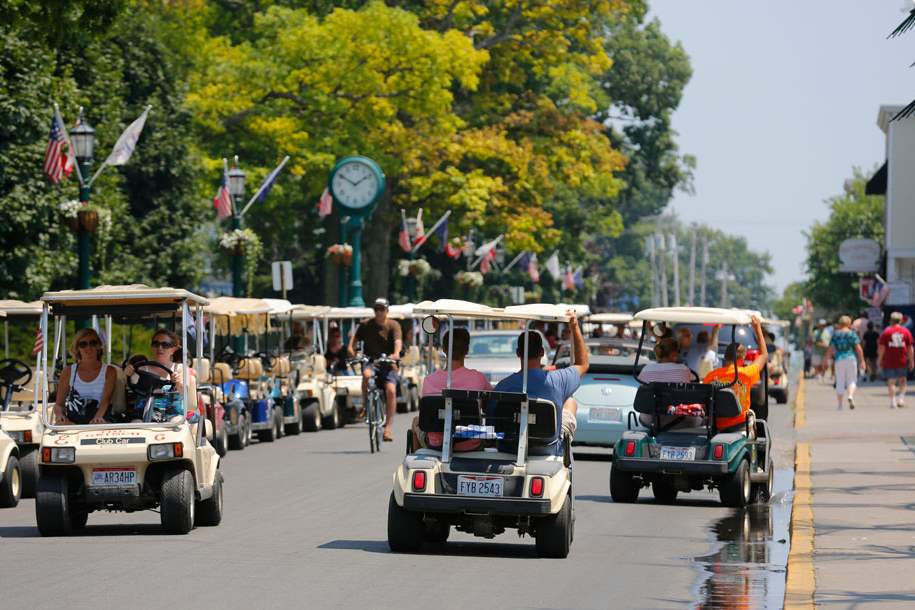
[445,240,462,259]
[43,107,74,184]
[251,157,288,205]
[317,188,333,217]
[32,326,43,356]
[479,247,496,274]
[398,209,411,252]
[412,211,450,251]
[562,266,575,291]
[573,267,584,290]
[528,253,540,283]
[213,160,233,219]
[545,251,561,279]
[872,276,890,307]
[104,106,150,166]
[474,235,503,258]
[462,235,475,258]
[413,209,425,246]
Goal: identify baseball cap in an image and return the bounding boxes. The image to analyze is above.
[373,297,390,310]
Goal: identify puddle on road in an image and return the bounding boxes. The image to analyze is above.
[692,468,794,609]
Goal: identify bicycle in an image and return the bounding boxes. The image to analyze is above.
[357,355,396,453]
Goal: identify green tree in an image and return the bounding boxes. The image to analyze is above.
[772,281,806,321]
[804,171,884,314]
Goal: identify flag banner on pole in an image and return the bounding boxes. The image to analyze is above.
[871,276,890,307]
[317,188,333,217]
[413,211,451,252]
[562,266,575,291]
[414,209,424,246]
[213,159,233,219]
[32,326,43,356]
[444,237,462,259]
[502,251,527,274]
[43,107,73,184]
[241,156,290,217]
[474,235,503,258]
[528,253,540,283]
[573,267,584,290]
[105,106,150,166]
[398,209,411,252]
[545,251,561,279]
[479,248,496,274]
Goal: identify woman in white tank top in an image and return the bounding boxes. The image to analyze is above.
[53,328,116,425]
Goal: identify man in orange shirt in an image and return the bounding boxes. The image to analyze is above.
[703,316,769,430]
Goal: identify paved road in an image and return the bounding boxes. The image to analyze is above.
[0,398,795,610]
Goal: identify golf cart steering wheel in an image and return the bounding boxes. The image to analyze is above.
[126,359,174,397]
[688,368,700,383]
[0,359,31,389]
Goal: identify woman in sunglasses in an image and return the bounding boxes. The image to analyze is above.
[124,329,196,422]
[54,328,116,425]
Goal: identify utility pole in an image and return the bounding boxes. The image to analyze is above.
[717,263,731,308]
[647,236,658,307]
[688,231,696,306]
[700,239,709,307]
[670,233,680,306]
[657,232,669,307]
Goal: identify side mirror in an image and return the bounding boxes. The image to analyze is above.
[421,315,439,335]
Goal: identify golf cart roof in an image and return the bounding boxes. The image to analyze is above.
[634,307,753,325]
[0,300,42,315]
[414,300,505,320]
[388,303,417,319]
[327,306,374,319]
[504,303,587,322]
[290,305,333,320]
[41,285,208,309]
[203,296,271,316]
[262,298,295,315]
[589,312,633,324]
[762,317,790,328]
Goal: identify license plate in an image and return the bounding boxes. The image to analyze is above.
[660,446,695,461]
[457,475,503,497]
[91,468,137,487]
[588,407,620,423]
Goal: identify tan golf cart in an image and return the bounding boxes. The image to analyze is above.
[0,300,46,497]
[288,305,342,431]
[389,303,425,413]
[0,308,22,507]
[389,300,577,558]
[35,286,223,535]
[326,306,373,423]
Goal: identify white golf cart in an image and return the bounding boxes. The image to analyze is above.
[388,299,576,558]
[0,309,22,507]
[388,303,425,413]
[0,300,46,497]
[35,286,223,535]
[289,305,342,431]
[326,306,373,422]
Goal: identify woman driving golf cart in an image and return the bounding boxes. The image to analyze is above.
[54,328,116,425]
[124,328,197,423]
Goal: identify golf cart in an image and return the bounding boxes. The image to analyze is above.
[610,307,773,508]
[289,305,343,431]
[388,299,576,558]
[389,303,424,414]
[0,300,46,497]
[763,318,790,405]
[263,299,305,435]
[35,286,223,535]
[0,308,22,507]
[327,307,373,422]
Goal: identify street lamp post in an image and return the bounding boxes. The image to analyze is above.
[227,161,246,298]
[71,112,96,290]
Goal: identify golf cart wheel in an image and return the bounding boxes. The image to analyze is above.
[71,507,89,530]
[387,493,423,552]
[423,520,450,544]
[19,447,39,498]
[609,465,640,503]
[409,385,420,412]
[775,391,789,405]
[275,410,285,439]
[719,459,751,508]
[302,401,322,432]
[196,471,224,527]
[160,467,195,534]
[227,417,245,451]
[258,421,277,443]
[396,383,409,414]
[244,414,253,446]
[215,423,229,457]
[35,471,72,535]
[535,494,573,558]
[322,400,343,430]
[285,406,303,436]
[751,458,774,504]
[652,477,678,504]
[0,455,21,508]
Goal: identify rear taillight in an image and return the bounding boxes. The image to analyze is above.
[529,477,544,497]
[713,445,725,460]
[412,471,426,492]
[624,440,636,456]
[23,431,31,443]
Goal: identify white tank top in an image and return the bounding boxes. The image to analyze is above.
[71,364,109,402]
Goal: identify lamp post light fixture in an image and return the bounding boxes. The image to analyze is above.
[71,111,96,290]
[227,160,246,298]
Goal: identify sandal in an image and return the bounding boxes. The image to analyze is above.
[383,430,393,442]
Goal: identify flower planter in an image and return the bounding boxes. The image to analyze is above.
[78,209,99,233]
[62,215,79,232]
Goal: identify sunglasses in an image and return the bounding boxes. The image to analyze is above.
[151,340,176,349]
[78,340,100,348]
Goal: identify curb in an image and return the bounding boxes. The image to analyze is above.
[785,376,815,609]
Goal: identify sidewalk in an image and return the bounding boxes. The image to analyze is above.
[796,376,915,608]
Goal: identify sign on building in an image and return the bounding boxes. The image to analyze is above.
[838,238,881,273]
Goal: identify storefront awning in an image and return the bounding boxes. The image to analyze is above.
[866,161,887,195]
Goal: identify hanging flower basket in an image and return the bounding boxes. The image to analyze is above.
[59,199,80,232]
[220,228,259,256]
[397,258,432,278]
[78,209,99,233]
[326,244,353,266]
[455,271,484,288]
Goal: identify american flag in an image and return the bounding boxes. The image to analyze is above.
[213,162,233,219]
[43,108,74,184]
[317,188,333,218]
[398,209,411,252]
[32,326,43,356]
[479,248,496,274]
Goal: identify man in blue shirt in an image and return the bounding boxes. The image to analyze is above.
[494,311,589,440]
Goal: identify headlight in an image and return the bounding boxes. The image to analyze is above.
[41,447,75,463]
[148,442,183,461]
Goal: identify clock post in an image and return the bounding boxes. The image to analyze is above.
[327,156,386,308]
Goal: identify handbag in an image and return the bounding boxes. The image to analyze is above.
[65,364,100,424]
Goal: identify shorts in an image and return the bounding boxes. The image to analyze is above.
[883,368,908,380]
[373,365,399,386]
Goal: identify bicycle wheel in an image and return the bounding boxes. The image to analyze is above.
[367,392,377,454]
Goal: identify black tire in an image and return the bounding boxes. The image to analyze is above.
[322,399,342,430]
[35,471,71,535]
[423,520,450,544]
[387,493,423,552]
[609,465,640,503]
[719,459,751,508]
[215,422,229,457]
[0,455,21,508]
[302,401,322,432]
[396,383,409,414]
[71,507,89,530]
[275,409,285,439]
[196,471,224,527]
[652,477,678,504]
[535,494,573,558]
[285,403,303,436]
[19,447,39,499]
[160,467,195,534]
[751,458,774,504]
[258,419,277,443]
[775,391,789,405]
[228,413,246,451]
[243,413,253,446]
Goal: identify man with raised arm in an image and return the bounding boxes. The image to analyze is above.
[703,315,769,431]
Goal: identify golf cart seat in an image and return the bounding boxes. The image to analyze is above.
[8,374,36,410]
[633,382,743,433]
[311,354,327,376]
[491,396,560,455]
[418,395,482,433]
[400,345,420,366]
[235,357,263,380]
[193,358,211,383]
[211,362,232,385]
[271,355,291,377]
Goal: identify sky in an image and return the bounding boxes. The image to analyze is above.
[649,0,915,293]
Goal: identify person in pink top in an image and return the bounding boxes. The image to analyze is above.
[413,328,492,449]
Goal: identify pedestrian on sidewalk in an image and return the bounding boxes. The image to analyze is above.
[812,319,832,381]
[862,321,880,382]
[825,315,865,410]
[878,311,914,409]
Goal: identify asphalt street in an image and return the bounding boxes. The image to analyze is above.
[0,396,795,610]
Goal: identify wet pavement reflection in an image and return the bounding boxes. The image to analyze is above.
[693,469,794,609]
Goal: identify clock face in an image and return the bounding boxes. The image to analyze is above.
[330,160,380,210]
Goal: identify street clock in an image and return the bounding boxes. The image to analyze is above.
[328,156,386,214]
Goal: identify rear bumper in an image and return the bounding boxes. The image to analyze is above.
[402,493,552,516]
[86,484,142,501]
[613,457,731,475]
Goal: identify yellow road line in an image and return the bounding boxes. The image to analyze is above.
[794,375,806,429]
[785,441,816,609]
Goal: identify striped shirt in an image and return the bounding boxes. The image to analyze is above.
[637,362,693,384]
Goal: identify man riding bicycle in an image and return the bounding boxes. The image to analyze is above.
[348,297,402,442]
